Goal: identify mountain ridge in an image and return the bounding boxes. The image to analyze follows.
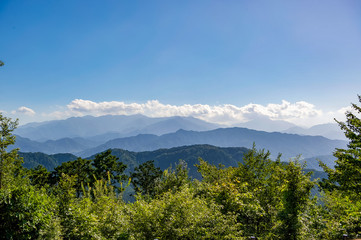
[15,114,219,141]
[283,123,345,140]
[79,127,347,160]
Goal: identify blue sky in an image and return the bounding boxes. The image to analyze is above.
[1,0,361,126]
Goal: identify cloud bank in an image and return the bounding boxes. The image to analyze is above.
[45,99,342,127]
[11,106,36,116]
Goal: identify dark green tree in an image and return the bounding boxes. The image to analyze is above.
[130,160,162,197]
[0,61,4,67]
[52,157,93,196]
[154,160,190,196]
[49,151,127,196]
[321,95,361,197]
[28,164,52,188]
[92,149,127,192]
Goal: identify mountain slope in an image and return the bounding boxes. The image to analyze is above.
[20,152,78,170]
[12,136,98,154]
[301,154,336,171]
[79,127,347,160]
[109,145,249,178]
[21,145,249,179]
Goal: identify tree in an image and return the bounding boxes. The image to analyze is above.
[92,149,127,193]
[278,160,315,240]
[0,61,4,67]
[0,183,60,239]
[234,147,285,238]
[318,95,361,238]
[0,113,61,239]
[128,185,241,239]
[52,157,93,196]
[154,160,190,196]
[320,95,361,197]
[0,113,22,190]
[28,164,52,188]
[130,160,162,197]
[196,146,285,239]
[42,151,127,197]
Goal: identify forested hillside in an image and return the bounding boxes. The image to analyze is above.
[19,152,78,170]
[21,144,328,182]
[19,145,248,180]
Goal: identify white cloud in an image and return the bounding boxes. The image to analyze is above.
[45,99,338,127]
[325,105,359,124]
[238,100,322,121]
[337,106,353,115]
[11,106,36,116]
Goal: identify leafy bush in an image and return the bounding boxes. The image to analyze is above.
[127,186,241,240]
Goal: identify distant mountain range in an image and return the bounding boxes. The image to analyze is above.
[237,117,345,140]
[13,126,347,161]
[78,127,346,160]
[16,114,346,142]
[283,123,345,140]
[15,115,219,141]
[12,114,347,170]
